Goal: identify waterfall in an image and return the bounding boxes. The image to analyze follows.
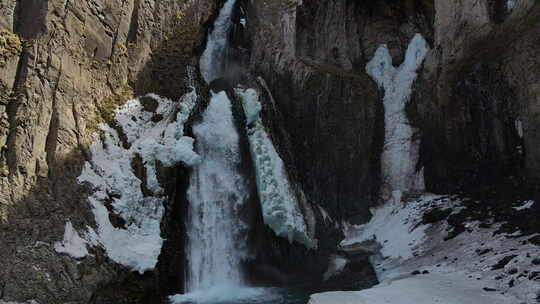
[185,0,249,293]
[199,0,237,83]
[185,91,249,291]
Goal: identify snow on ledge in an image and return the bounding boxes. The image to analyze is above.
[75,82,200,273]
[513,200,535,211]
[236,88,316,249]
[54,221,89,259]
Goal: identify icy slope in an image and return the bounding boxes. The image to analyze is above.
[314,194,540,304]
[236,88,316,248]
[310,272,520,304]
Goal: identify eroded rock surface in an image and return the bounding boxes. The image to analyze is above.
[0,0,217,302]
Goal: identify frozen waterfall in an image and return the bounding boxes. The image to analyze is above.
[366,34,429,201]
[236,88,316,249]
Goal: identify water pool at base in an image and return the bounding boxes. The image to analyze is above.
[169,286,310,304]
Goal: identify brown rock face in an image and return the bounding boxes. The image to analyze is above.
[0,0,217,302]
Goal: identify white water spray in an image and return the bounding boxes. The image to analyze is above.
[185,91,249,291]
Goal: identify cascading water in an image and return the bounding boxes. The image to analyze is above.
[185,90,249,291]
[199,0,237,83]
[171,1,312,302]
[184,0,249,294]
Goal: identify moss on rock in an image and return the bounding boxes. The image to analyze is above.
[0,30,22,67]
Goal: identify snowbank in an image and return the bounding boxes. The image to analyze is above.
[341,194,434,261]
[76,82,200,273]
[236,88,316,249]
[320,194,540,303]
[310,272,520,304]
[366,34,428,199]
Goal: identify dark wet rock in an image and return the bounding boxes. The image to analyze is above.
[422,208,453,224]
[476,248,493,256]
[492,255,518,270]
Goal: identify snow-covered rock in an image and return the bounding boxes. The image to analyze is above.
[76,80,200,273]
[236,88,316,249]
[54,221,89,259]
[332,194,540,304]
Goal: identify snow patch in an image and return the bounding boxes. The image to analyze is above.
[236,88,316,249]
[77,80,200,273]
[54,221,89,259]
[310,272,521,304]
[513,200,535,211]
[341,195,435,261]
[366,34,429,199]
[334,194,540,304]
[323,255,348,280]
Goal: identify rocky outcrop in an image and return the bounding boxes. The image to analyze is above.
[413,0,540,193]
[0,0,217,302]
[239,0,540,288]
[242,0,540,216]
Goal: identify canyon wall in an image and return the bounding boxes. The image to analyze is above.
[0,0,217,302]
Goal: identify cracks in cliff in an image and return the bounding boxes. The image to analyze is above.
[71,100,90,162]
[126,0,141,45]
[5,47,30,176]
[44,64,63,182]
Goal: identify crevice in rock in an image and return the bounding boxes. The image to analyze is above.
[5,48,30,176]
[126,0,141,45]
[14,0,49,40]
[44,66,63,178]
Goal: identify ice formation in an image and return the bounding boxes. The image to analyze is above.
[366,34,429,199]
[54,221,89,259]
[236,88,316,248]
[77,73,200,273]
[513,200,535,211]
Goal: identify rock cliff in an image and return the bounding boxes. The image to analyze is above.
[1,0,540,302]
[0,0,217,302]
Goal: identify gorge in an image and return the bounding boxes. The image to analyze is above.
[1,0,540,304]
